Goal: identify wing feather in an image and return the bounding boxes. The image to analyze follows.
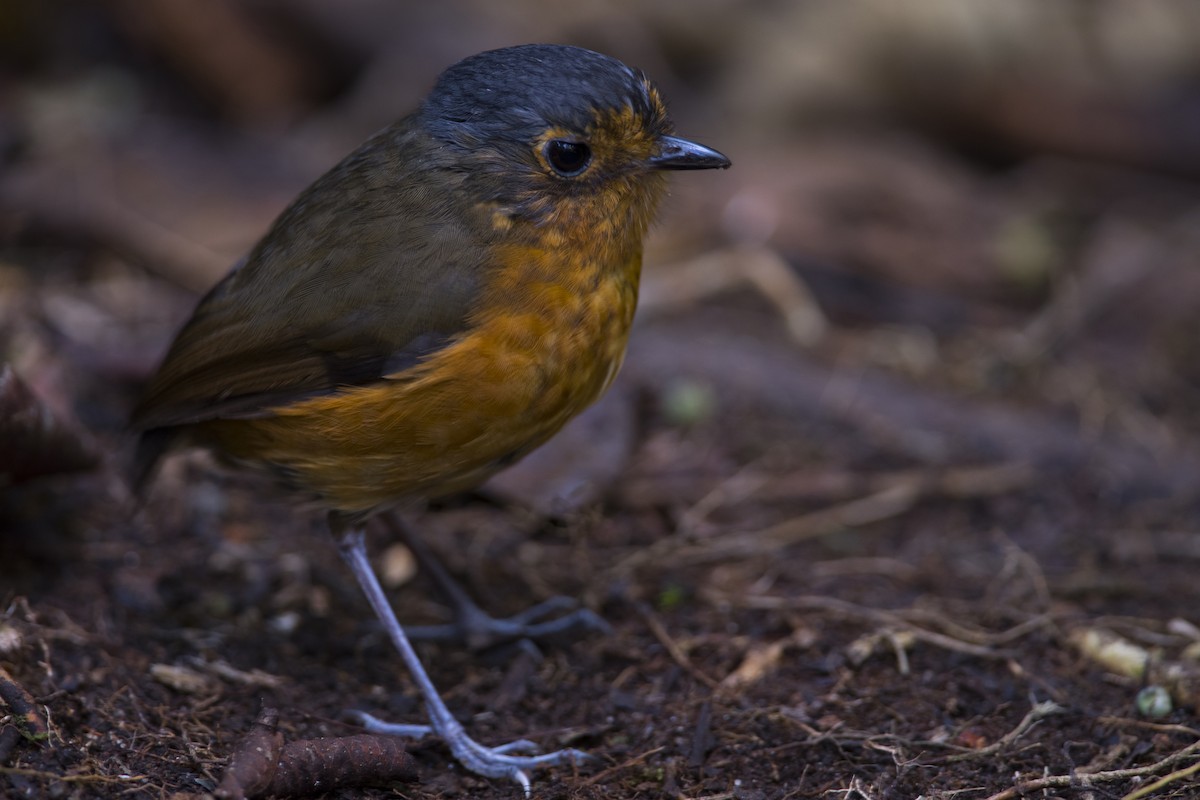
[132,118,490,431]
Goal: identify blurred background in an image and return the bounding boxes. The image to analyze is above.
[4,0,1200,470]
[5,1,1200,798]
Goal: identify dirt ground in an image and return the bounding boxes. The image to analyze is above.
[5,3,1200,799]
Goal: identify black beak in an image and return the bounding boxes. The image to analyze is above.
[648,135,731,171]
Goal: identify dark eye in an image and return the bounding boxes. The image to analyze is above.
[544,140,591,177]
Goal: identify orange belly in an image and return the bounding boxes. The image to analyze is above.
[200,252,639,514]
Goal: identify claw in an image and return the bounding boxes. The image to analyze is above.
[355,710,589,797]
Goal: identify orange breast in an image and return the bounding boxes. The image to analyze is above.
[199,242,642,515]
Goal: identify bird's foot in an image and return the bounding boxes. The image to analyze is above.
[406,594,610,650]
[379,514,609,650]
[354,710,593,796]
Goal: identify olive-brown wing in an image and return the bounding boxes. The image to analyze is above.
[132,121,490,431]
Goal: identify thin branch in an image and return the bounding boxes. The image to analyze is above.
[982,739,1200,800]
[636,605,720,690]
[947,701,1065,762]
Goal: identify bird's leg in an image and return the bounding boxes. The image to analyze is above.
[381,512,609,650]
[333,522,591,794]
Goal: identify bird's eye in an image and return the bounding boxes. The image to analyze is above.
[544,140,592,177]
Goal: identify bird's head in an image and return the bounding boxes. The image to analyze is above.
[418,44,730,243]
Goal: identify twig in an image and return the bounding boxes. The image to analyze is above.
[897,608,1052,648]
[578,746,666,788]
[0,767,146,784]
[947,701,1064,762]
[721,594,1013,660]
[1121,758,1200,800]
[611,483,917,579]
[982,739,1200,800]
[639,245,829,347]
[734,483,920,552]
[1096,717,1200,738]
[674,460,770,536]
[636,605,720,690]
[611,463,1034,583]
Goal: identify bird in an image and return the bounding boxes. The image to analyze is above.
[131,43,730,793]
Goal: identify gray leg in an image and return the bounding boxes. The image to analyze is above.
[334,524,592,795]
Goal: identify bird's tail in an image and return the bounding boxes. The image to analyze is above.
[128,429,176,497]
